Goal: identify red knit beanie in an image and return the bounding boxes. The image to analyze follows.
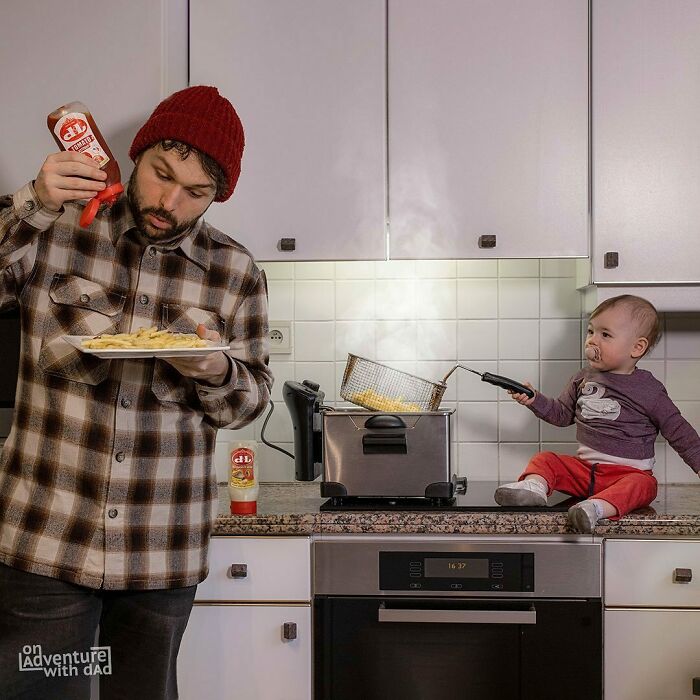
[129,86,244,202]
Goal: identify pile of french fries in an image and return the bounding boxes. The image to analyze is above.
[81,326,207,349]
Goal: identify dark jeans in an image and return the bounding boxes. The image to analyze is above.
[0,562,197,700]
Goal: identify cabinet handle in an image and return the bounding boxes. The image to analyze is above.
[673,567,692,584]
[478,234,496,249]
[282,622,297,640]
[279,237,296,252]
[603,251,619,268]
[229,563,248,579]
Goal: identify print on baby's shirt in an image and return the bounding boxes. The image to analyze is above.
[577,381,621,421]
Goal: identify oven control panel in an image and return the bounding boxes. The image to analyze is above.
[379,551,534,592]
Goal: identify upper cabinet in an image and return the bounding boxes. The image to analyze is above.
[189,0,387,262]
[0,1,187,197]
[592,0,700,285]
[388,0,589,260]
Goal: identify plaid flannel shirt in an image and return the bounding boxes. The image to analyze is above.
[0,183,272,589]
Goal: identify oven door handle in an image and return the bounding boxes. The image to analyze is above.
[378,606,536,625]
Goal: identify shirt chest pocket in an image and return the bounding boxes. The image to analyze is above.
[38,274,126,385]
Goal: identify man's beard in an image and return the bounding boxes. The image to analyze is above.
[127,168,202,244]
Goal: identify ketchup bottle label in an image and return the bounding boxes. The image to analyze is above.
[53,112,111,168]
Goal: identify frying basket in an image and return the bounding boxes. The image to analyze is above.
[340,354,446,412]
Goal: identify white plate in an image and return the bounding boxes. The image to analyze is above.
[63,335,230,359]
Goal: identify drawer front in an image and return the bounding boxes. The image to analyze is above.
[196,536,311,602]
[605,539,700,607]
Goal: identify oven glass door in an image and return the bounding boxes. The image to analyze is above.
[315,597,601,700]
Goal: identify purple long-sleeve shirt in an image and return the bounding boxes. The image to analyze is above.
[529,367,700,473]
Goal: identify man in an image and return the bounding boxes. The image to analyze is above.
[0,86,272,699]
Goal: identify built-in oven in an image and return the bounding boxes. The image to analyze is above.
[314,535,602,700]
[0,306,20,439]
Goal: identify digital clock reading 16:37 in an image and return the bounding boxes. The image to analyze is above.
[423,558,490,578]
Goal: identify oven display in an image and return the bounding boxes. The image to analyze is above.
[424,557,489,578]
[379,551,534,592]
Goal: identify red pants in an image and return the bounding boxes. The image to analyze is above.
[520,451,658,518]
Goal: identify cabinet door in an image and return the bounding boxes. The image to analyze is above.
[178,604,312,700]
[388,0,588,260]
[189,0,387,262]
[605,609,700,700]
[593,0,700,283]
[0,1,187,195]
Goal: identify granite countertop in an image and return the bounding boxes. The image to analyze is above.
[214,482,700,537]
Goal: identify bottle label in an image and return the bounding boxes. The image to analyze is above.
[230,447,256,488]
[53,112,110,168]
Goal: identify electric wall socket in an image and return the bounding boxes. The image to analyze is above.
[268,321,292,354]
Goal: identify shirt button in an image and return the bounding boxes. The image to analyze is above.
[148,247,157,257]
[120,398,132,409]
[79,294,90,304]
[24,200,35,211]
[108,509,118,519]
[139,295,149,305]
[115,452,126,462]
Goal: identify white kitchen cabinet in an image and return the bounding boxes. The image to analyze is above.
[604,539,700,699]
[189,0,387,262]
[177,536,312,700]
[591,0,700,285]
[0,1,187,196]
[388,0,589,260]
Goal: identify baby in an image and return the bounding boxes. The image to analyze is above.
[495,294,700,533]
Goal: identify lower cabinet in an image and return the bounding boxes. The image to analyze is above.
[177,536,312,700]
[178,604,312,699]
[605,609,700,700]
[604,539,700,700]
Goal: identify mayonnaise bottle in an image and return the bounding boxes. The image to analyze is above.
[228,440,259,515]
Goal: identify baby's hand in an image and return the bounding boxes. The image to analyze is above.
[508,381,536,406]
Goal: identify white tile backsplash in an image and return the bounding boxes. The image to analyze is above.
[267,280,295,320]
[375,279,415,319]
[499,402,540,442]
[335,321,375,361]
[293,322,335,361]
[376,320,416,360]
[294,280,335,320]
[498,279,540,318]
[335,280,375,320]
[498,320,539,360]
[416,320,457,360]
[457,279,498,319]
[457,402,499,442]
[540,278,582,318]
[499,259,540,278]
[415,279,457,319]
[214,259,700,484]
[540,319,581,360]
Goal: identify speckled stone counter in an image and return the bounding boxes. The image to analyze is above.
[213,482,700,537]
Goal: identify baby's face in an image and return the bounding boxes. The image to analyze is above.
[585,305,647,374]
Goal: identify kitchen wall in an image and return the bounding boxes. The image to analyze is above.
[213,258,700,486]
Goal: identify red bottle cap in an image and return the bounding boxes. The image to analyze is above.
[79,182,124,228]
[230,500,257,515]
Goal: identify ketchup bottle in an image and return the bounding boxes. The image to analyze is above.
[47,101,124,227]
